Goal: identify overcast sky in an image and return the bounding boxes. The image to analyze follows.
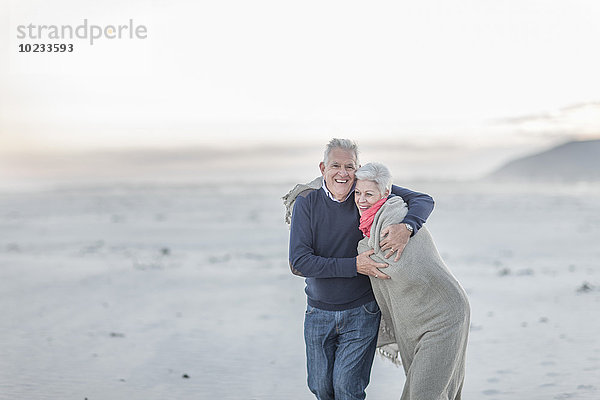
[2,0,600,154]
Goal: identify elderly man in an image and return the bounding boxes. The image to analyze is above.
[288,138,434,400]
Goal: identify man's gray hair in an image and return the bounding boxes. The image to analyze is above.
[323,138,359,165]
[355,162,393,194]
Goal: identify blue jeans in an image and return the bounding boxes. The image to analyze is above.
[304,300,381,400]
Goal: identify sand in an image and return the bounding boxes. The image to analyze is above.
[1,180,599,399]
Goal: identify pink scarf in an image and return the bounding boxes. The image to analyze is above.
[359,197,388,237]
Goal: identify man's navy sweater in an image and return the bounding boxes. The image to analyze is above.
[289,185,434,311]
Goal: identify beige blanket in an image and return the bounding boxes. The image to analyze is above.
[282,176,322,225]
[358,196,470,400]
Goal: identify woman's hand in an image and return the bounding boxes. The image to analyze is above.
[357,249,390,279]
[379,224,411,262]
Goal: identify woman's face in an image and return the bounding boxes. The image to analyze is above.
[354,180,389,215]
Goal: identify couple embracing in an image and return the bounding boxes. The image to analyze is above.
[284,138,470,400]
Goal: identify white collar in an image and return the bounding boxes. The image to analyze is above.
[321,179,354,203]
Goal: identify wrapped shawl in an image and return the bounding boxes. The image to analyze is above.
[358,196,470,400]
[282,176,322,225]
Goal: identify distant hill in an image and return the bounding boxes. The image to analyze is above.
[488,139,600,182]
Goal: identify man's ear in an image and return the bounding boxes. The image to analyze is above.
[319,162,325,175]
[384,189,390,197]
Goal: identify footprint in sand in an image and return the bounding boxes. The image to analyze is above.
[554,393,577,399]
[482,389,500,396]
[577,385,596,390]
[495,369,515,375]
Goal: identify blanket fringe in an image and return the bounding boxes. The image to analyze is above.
[377,345,402,367]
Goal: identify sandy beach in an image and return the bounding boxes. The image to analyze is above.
[1,180,599,399]
[4,0,600,398]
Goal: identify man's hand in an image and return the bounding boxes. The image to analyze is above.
[380,223,411,262]
[357,249,390,279]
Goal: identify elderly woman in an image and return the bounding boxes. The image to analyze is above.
[355,163,470,400]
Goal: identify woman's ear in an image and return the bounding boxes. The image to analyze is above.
[384,189,390,197]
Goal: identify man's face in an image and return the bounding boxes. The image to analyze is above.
[319,148,358,201]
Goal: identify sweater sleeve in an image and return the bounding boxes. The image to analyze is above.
[390,185,435,235]
[288,195,357,278]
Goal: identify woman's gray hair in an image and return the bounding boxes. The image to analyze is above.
[323,138,359,165]
[355,162,393,194]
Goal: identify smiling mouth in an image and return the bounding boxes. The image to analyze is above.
[335,179,348,184]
